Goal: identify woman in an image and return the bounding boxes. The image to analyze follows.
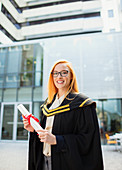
[23,60,104,170]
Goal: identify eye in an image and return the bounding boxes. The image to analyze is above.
[53,72,58,76]
[62,70,68,74]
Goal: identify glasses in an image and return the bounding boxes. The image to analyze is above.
[51,70,69,77]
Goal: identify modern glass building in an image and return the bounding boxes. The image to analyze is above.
[0,31,122,142]
[0,42,43,141]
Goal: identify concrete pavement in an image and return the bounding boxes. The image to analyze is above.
[0,141,28,170]
[102,145,122,170]
[0,141,122,170]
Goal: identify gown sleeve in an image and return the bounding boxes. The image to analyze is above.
[53,104,100,155]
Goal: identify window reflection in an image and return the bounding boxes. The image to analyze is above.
[0,48,7,74]
[104,100,122,133]
[0,89,2,101]
[4,74,19,88]
[20,72,32,87]
[21,45,33,72]
[17,104,29,140]
[7,46,21,74]
[3,89,16,102]
[33,102,43,120]
[96,99,122,144]
[34,72,42,86]
[0,43,43,89]
[2,105,14,140]
[0,103,1,117]
[0,75,4,88]
[33,43,43,72]
[18,88,32,102]
[33,87,42,101]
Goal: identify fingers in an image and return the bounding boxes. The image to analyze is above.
[38,131,48,141]
[21,115,34,132]
[36,129,47,133]
[39,133,49,143]
[22,117,29,128]
[38,131,56,145]
[23,116,27,122]
[24,122,29,129]
[38,131,48,138]
[23,119,28,125]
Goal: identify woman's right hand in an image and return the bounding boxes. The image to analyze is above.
[22,115,34,132]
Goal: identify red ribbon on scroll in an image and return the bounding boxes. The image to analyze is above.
[23,114,39,125]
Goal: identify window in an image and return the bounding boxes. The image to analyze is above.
[33,87,43,101]
[18,88,32,102]
[21,45,33,72]
[108,10,114,18]
[4,74,19,88]
[7,46,22,74]
[110,28,115,32]
[0,89,2,101]
[0,75,4,88]
[3,89,16,102]
[95,99,122,144]
[20,72,32,87]
[121,0,122,10]
[0,47,7,74]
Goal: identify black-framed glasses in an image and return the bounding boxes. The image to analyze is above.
[51,70,69,77]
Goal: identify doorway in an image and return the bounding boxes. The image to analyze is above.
[0,102,32,141]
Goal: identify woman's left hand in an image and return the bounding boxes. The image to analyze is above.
[36,129,57,145]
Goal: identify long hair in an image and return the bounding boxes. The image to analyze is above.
[47,60,79,103]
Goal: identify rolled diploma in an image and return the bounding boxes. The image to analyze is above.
[17,104,43,134]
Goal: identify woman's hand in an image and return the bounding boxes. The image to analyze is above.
[37,129,57,145]
[22,115,34,132]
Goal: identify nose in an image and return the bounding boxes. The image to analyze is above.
[57,73,62,77]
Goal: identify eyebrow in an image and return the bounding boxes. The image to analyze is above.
[53,69,69,72]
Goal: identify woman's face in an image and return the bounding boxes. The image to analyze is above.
[52,63,72,92]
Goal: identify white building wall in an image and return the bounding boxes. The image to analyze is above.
[0,31,13,44]
[0,12,23,40]
[1,0,122,44]
[1,0,25,23]
[0,0,102,43]
[21,17,102,38]
[14,0,27,7]
[101,0,121,32]
[23,1,101,21]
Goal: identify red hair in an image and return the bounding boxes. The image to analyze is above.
[47,60,79,103]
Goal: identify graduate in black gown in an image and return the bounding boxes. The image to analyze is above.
[23,60,104,170]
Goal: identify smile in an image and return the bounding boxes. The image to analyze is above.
[57,80,64,84]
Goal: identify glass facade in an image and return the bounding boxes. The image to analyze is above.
[96,99,122,144]
[0,44,43,89]
[3,89,16,102]
[0,43,43,141]
[0,43,43,97]
[0,32,122,142]
[2,105,14,140]
[17,104,29,140]
[42,33,122,100]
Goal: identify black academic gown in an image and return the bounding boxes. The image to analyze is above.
[28,93,104,170]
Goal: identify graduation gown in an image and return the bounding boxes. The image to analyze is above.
[28,93,104,170]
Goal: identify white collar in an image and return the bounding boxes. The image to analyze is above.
[56,94,64,103]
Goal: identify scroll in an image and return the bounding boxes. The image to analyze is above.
[17,104,43,134]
